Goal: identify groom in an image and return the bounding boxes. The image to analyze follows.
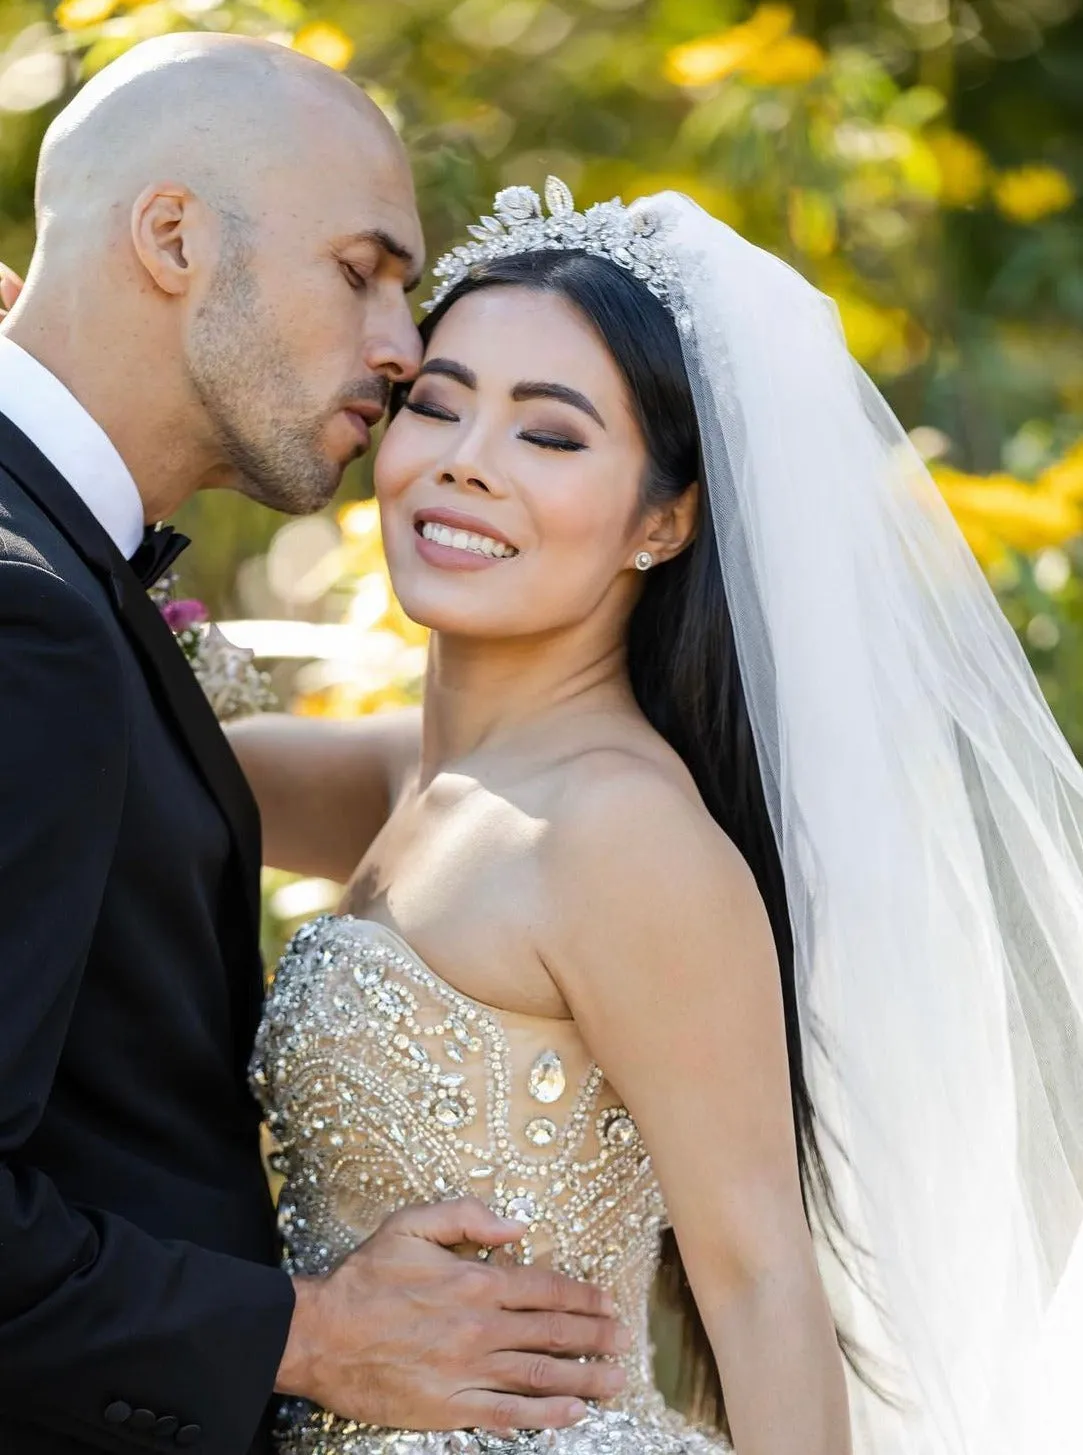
[0,32,623,1455]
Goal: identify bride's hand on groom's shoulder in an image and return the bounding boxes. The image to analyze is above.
[275,1196,627,1433]
[0,264,25,315]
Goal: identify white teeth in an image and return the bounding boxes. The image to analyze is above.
[420,521,517,558]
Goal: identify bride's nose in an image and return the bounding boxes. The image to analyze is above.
[436,438,504,496]
[438,466,491,494]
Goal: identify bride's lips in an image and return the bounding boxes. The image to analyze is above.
[412,507,520,572]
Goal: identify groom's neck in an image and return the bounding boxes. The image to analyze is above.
[7,289,225,525]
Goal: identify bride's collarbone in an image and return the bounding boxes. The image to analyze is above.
[338,766,582,1021]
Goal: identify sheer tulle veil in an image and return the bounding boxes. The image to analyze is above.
[642,191,1083,1453]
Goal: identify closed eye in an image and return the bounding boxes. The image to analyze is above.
[341,262,369,291]
[405,399,458,422]
[519,431,586,453]
[405,398,585,451]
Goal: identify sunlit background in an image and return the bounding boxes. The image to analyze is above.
[1,0,1081,946]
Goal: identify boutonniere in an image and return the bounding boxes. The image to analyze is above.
[151,580,276,721]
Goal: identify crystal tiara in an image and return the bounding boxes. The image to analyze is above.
[423,176,684,318]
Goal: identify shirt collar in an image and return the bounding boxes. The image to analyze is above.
[0,334,145,559]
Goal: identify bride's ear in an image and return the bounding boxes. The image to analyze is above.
[636,480,699,567]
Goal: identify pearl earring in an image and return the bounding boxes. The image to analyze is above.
[634,551,653,572]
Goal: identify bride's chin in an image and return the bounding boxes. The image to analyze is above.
[388,587,516,641]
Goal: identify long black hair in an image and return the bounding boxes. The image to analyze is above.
[412,249,858,1431]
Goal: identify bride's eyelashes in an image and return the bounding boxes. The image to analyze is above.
[404,398,456,422]
[404,396,588,453]
[520,430,586,453]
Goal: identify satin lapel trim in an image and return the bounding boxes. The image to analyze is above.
[0,413,263,936]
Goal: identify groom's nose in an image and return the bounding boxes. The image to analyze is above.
[361,298,423,385]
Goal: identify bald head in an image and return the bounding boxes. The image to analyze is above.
[37,32,403,239]
[10,31,424,523]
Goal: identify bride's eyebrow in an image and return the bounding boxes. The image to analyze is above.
[416,358,475,387]
[512,381,605,429]
[416,359,606,429]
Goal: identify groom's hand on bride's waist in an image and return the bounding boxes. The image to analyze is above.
[275,1197,628,1432]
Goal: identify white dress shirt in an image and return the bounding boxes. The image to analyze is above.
[0,334,145,558]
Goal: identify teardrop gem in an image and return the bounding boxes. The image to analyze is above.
[528,1050,566,1105]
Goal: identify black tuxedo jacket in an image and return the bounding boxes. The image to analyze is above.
[0,413,294,1455]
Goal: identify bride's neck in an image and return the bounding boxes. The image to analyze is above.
[420,626,631,780]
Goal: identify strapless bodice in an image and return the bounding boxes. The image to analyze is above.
[251,915,728,1454]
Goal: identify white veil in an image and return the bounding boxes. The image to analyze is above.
[636,191,1083,1453]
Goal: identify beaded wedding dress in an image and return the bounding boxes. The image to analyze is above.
[251,914,729,1455]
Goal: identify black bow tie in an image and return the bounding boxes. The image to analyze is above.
[129,524,191,589]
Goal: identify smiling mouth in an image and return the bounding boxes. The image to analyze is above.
[417,521,519,559]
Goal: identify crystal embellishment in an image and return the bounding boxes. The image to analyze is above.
[528,1050,566,1104]
[423,176,686,323]
[600,1108,637,1147]
[433,1097,469,1129]
[506,1193,538,1224]
[525,1116,558,1147]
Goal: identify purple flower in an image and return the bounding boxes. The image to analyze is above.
[161,598,208,633]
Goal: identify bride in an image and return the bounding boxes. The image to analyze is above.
[232,181,1083,1455]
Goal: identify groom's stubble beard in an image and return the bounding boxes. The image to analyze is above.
[186,219,346,516]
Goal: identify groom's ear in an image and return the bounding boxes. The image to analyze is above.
[130,182,209,297]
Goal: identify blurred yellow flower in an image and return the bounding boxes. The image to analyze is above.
[833,290,920,374]
[55,0,119,28]
[935,465,1083,562]
[338,498,385,574]
[664,4,795,87]
[292,22,355,72]
[993,165,1075,224]
[1039,440,1083,504]
[788,188,837,257]
[928,130,989,208]
[337,497,430,650]
[744,35,825,86]
[296,680,420,719]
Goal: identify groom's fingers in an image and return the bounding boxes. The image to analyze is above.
[450,1391,591,1434]
[495,1308,629,1360]
[391,1196,527,1249]
[483,1350,626,1401]
[496,1263,614,1317]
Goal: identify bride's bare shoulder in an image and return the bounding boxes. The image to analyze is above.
[540,741,767,946]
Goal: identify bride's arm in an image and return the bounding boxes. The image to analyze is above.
[544,763,850,1455]
[226,709,420,881]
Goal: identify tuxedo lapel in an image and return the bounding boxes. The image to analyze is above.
[0,411,263,945]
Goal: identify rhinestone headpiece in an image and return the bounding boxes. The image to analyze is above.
[423,176,684,319]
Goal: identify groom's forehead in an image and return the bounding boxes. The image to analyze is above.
[304,131,424,262]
